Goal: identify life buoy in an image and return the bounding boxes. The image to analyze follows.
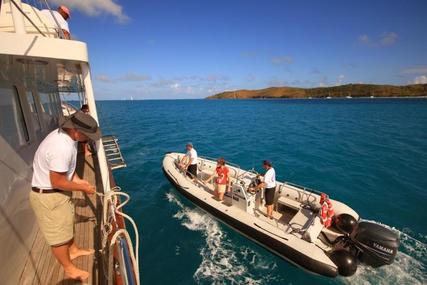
[320,194,334,228]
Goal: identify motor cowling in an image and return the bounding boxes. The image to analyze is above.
[329,250,358,276]
[351,221,399,267]
[335,213,358,235]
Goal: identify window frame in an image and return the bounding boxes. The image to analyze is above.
[0,84,31,147]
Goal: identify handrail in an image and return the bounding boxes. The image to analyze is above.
[42,0,65,39]
[282,181,322,195]
[195,156,252,202]
[10,0,47,36]
[198,155,242,171]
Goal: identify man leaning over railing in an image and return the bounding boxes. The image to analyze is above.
[41,5,71,39]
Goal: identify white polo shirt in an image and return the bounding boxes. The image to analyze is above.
[264,167,276,188]
[40,10,70,33]
[32,129,77,189]
[186,148,198,165]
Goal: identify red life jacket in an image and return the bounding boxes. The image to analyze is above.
[215,166,229,185]
[320,199,334,228]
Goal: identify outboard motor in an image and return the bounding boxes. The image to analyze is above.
[351,221,399,267]
[335,213,358,235]
[330,215,399,276]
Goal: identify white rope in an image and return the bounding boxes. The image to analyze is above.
[97,188,140,285]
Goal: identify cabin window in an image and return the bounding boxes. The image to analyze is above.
[50,93,61,117]
[26,91,41,132]
[0,86,30,146]
[39,92,54,116]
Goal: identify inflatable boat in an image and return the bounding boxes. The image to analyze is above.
[162,153,399,277]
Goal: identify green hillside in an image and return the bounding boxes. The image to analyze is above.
[207,84,427,99]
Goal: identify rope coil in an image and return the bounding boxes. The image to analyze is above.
[98,187,140,285]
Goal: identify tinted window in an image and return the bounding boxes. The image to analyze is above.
[0,87,30,146]
[26,91,41,131]
[39,92,53,115]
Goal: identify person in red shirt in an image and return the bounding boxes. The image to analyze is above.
[204,157,230,201]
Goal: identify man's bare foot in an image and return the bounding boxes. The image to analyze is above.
[64,265,89,280]
[70,248,95,260]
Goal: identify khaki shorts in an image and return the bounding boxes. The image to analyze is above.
[217,184,227,194]
[29,190,74,246]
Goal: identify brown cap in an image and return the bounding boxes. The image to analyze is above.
[59,111,101,141]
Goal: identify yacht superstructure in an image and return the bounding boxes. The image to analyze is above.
[0,1,140,284]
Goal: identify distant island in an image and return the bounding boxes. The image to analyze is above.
[207,83,427,99]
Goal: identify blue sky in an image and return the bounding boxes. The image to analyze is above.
[55,0,427,99]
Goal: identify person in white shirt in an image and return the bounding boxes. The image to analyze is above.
[180,142,198,179]
[255,160,277,220]
[30,111,101,281]
[41,5,71,39]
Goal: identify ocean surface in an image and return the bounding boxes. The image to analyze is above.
[96,99,427,285]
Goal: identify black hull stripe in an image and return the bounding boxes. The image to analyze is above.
[163,167,338,278]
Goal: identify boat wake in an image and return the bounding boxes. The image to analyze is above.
[345,220,427,285]
[166,191,426,284]
[166,191,280,285]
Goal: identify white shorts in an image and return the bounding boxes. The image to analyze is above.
[217,184,227,194]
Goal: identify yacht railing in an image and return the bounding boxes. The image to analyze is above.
[6,0,68,38]
[98,186,140,285]
[9,0,47,36]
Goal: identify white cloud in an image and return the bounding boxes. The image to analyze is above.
[358,32,398,47]
[95,74,113,82]
[120,73,151,81]
[169,83,194,94]
[268,77,288,86]
[380,32,398,46]
[401,65,427,75]
[271,56,293,65]
[50,0,130,23]
[358,34,370,44]
[413,75,427,84]
[95,72,150,83]
[337,74,345,85]
[204,74,230,82]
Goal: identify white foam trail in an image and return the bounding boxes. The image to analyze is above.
[344,219,427,285]
[167,193,427,284]
[166,191,279,285]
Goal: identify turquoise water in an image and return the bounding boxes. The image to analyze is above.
[97,99,427,285]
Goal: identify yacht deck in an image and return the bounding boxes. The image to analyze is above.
[18,153,104,285]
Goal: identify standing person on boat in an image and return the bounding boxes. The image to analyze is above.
[180,142,198,179]
[41,5,71,39]
[254,160,277,219]
[79,104,95,156]
[29,111,101,281]
[203,157,230,201]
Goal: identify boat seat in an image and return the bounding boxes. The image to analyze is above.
[287,207,324,242]
[302,216,323,243]
[277,195,301,210]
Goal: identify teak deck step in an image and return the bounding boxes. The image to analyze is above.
[18,154,104,285]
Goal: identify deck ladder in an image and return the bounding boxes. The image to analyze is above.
[102,135,127,170]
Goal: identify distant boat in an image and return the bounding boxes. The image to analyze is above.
[130,96,134,101]
[326,96,332,99]
[370,95,375,98]
[346,96,352,99]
